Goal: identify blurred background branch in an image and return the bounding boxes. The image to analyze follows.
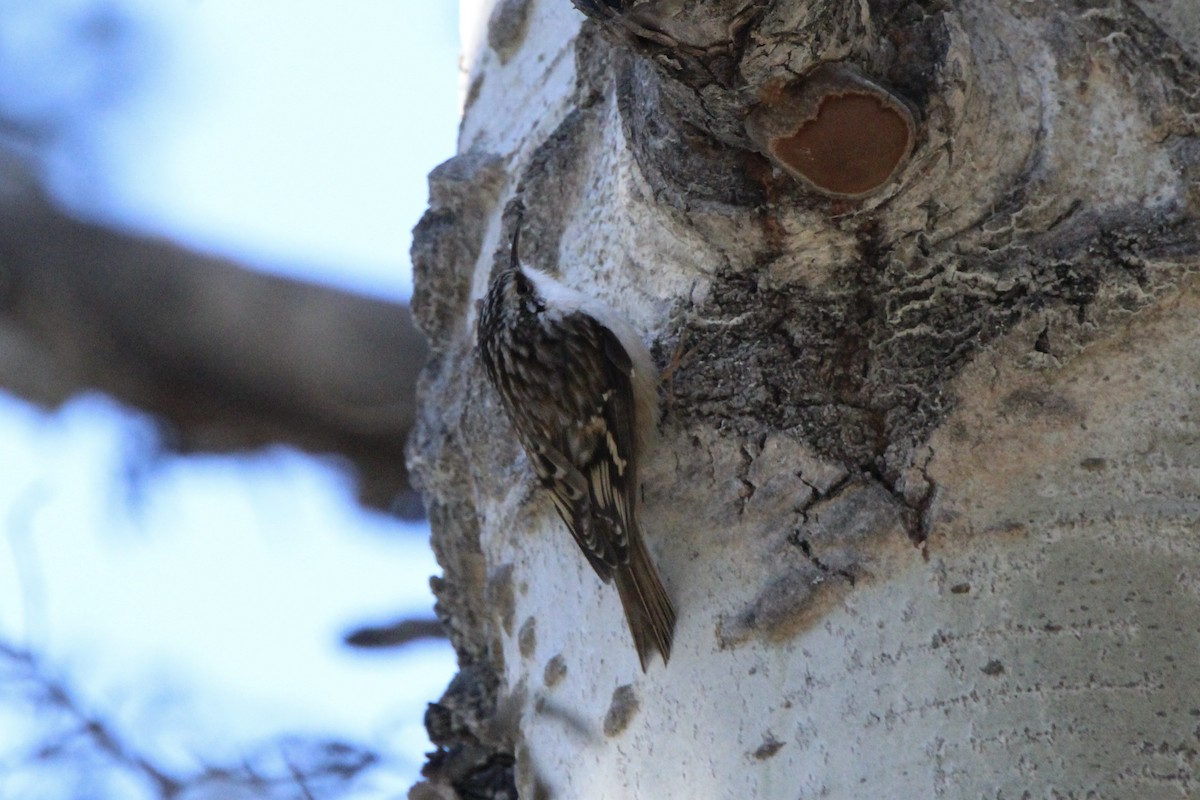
[0,0,433,511]
[1,153,427,511]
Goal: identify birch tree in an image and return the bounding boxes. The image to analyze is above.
[409,0,1200,797]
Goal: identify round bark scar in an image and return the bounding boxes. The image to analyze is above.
[745,63,918,199]
[770,91,913,197]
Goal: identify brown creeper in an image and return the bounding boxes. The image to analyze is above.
[477,212,676,671]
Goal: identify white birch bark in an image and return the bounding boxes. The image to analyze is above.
[409,1,1200,797]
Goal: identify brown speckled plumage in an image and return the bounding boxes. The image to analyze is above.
[477,214,675,671]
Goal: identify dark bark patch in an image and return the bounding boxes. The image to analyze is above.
[718,568,835,648]
[670,209,1181,490]
[489,0,534,63]
[488,564,518,637]
[543,654,568,687]
[751,733,785,761]
[518,616,538,659]
[603,684,640,736]
[981,659,1006,676]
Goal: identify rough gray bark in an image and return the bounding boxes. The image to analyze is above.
[411,0,1200,797]
[0,154,425,508]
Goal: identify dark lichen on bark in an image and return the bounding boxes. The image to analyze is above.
[669,210,1194,484]
[409,152,519,798]
[573,0,1200,504]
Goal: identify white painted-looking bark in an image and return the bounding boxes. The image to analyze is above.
[409,1,1200,797]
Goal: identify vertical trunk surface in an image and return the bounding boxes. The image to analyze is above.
[409,1,1200,797]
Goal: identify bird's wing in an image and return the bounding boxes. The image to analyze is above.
[520,311,642,580]
[524,432,617,582]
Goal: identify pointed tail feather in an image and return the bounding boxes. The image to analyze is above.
[613,532,676,671]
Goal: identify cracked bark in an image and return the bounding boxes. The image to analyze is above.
[410,1,1200,797]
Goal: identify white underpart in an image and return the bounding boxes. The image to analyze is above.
[521,264,659,453]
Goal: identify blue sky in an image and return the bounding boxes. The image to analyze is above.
[49,0,461,299]
[0,0,462,793]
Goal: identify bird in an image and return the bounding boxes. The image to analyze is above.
[476,207,676,671]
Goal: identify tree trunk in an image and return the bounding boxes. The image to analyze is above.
[409,1,1200,797]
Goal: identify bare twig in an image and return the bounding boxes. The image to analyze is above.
[0,639,378,798]
[343,617,447,649]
